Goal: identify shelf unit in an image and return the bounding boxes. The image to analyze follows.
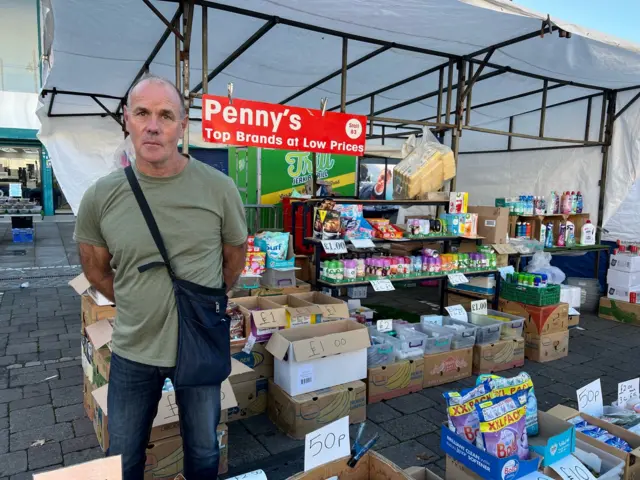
[290,198,500,314]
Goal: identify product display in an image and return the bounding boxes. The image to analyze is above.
[568,416,633,452]
[368,218,404,239]
[255,231,290,261]
[476,395,529,460]
[226,302,246,341]
[241,236,266,277]
[444,382,493,443]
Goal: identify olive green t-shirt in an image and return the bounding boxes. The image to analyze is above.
[74,157,247,367]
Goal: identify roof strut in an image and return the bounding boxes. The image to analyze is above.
[614,90,640,121]
[462,48,494,100]
[143,0,184,42]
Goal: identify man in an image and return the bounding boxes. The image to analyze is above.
[74,74,247,479]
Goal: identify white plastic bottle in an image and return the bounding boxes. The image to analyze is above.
[580,220,596,245]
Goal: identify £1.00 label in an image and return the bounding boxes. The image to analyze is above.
[322,240,348,254]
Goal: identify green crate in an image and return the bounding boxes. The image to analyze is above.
[499,282,561,306]
[495,198,507,207]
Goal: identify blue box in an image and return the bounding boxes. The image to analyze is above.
[12,228,34,243]
[528,411,576,467]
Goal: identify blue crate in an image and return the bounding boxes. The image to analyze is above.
[12,228,34,243]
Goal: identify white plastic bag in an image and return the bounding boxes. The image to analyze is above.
[525,252,566,284]
[112,136,135,170]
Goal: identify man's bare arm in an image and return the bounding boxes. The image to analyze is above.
[223,242,247,292]
[78,243,115,303]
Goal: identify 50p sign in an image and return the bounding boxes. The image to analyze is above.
[202,95,367,155]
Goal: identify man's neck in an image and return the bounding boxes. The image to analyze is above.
[136,153,189,178]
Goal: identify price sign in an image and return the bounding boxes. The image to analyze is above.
[256,311,277,326]
[242,334,256,354]
[8,183,21,198]
[350,238,375,249]
[448,273,469,286]
[322,240,348,254]
[471,299,488,315]
[445,305,468,322]
[377,319,393,333]
[550,454,596,480]
[577,379,603,418]
[422,316,443,326]
[304,417,350,472]
[370,279,395,292]
[618,378,639,406]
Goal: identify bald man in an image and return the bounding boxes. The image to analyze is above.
[75,75,247,479]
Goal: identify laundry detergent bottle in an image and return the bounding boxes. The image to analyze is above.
[580,220,596,245]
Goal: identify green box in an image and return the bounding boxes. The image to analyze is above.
[500,282,561,306]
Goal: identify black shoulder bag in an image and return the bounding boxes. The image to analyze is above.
[124,166,231,388]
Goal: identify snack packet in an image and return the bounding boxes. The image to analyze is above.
[444,382,493,443]
[476,395,529,459]
[477,373,539,436]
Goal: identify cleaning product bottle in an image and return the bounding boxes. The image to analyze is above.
[545,222,554,248]
[570,191,577,214]
[561,192,571,214]
[557,224,566,247]
[335,260,344,282]
[581,220,596,245]
[565,220,576,247]
[576,191,583,214]
[525,222,532,239]
[539,223,546,245]
[550,191,558,214]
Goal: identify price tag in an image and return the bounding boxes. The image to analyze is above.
[322,240,348,254]
[377,319,393,333]
[445,305,468,322]
[422,316,443,326]
[471,299,488,315]
[577,379,603,418]
[370,279,395,292]
[350,238,375,249]
[242,334,256,354]
[304,417,350,472]
[618,378,639,406]
[550,454,596,480]
[448,273,469,285]
[8,183,21,198]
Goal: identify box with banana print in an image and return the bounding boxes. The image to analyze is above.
[367,359,425,404]
[472,337,525,375]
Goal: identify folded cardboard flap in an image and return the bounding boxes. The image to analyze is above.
[527,411,576,466]
[33,456,122,479]
[69,273,114,307]
[292,291,350,319]
[84,318,113,350]
[234,296,288,328]
[266,320,371,362]
[266,294,323,320]
[404,466,444,480]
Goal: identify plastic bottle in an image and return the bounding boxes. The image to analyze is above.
[335,260,344,282]
[356,258,366,279]
[570,191,577,214]
[382,258,391,277]
[550,191,559,214]
[344,260,356,282]
[525,222,532,239]
[565,221,576,247]
[545,223,554,248]
[576,191,583,214]
[580,220,596,245]
[433,256,442,273]
[557,224,566,247]
[561,192,572,214]
[539,224,546,245]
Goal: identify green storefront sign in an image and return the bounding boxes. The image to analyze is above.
[260,149,357,204]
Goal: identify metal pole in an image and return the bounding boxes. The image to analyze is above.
[181,0,193,155]
[174,17,181,91]
[445,60,454,125]
[584,96,592,142]
[201,5,208,94]
[507,116,513,150]
[539,79,548,137]
[369,96,374,134]
[465,62,473,126]
[598,93,607,142]
[596,91,616,243]
[436,66,444,125]
[451,60,465,191]
[340,38,348,113]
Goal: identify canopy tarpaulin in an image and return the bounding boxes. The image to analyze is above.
[36,0,640,241]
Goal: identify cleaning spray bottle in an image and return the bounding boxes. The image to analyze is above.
[544,223,554,248]
[565,220,576,247]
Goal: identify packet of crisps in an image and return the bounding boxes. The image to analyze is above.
[477,372,539,436]
[443,382,493,444]
[476,394,529,460]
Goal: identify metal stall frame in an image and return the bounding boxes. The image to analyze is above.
[39,0,640,243]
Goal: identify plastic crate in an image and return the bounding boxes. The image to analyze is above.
[420,315,477,349]
[574,439,624,480]
[368,325,429,360]
[500,282,561,306]
[366,337,396,366]
[12,228,34,243]
[405,323,454,354]
[447,316,502,344]
[471,309,524,339]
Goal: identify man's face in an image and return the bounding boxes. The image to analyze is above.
[124,81,187,165]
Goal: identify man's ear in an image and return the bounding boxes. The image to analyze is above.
[123,106,131,135]
[181,111,189,133]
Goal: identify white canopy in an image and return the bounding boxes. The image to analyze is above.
[37,0,640,240]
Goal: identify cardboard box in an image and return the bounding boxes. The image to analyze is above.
[268,378,366,439]
[607,285,639,303]
[288,450,413,480]
[422,347,473,388]
[33,456,122,479]
[499,299,569,338]
[472,337,524,375]
[447,292,491,311]
[599,296,640,326]
[250,279,312,297]
[292,291,350,321]
[79,295,116,335]
[608,268,640,290]
[69,273,114,307]
[295,255,312,283]
[91,359,247,452]
[84,318,113,380]
[266,320,370,396]
[548,404,640,480]
[467,206,509,244]
[83,373,95,421]
[610,253,640,273]
[265,294,323,328]
[405,466,444,480]
[525,330,569,363]
[142,423,228,479]
[441,411,574,479]
[367,359,424,404]
[568,313,580,327]
[233,296,287,342]
[227,377,268,422]
[230,342,274,381]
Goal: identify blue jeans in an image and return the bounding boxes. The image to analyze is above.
[107,352,222,480]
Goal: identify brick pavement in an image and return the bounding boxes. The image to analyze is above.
[0,285,639,479]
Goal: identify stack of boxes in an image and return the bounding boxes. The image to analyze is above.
[72,274,238,478]
[600,252,640,326]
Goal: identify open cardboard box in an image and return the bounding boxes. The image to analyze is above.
[69,273,114,307]
[266,319,370,396]
[265,294,323,328]
[292,291,350,320]
[548,404,640,479]
[232,296,288,342]
[33,456,123,479]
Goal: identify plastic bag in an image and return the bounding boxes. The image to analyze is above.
[112,136,135,170]
[393,127,455,200]
[524,252,566,284]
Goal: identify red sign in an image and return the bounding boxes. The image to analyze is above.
[201,95,367,155]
